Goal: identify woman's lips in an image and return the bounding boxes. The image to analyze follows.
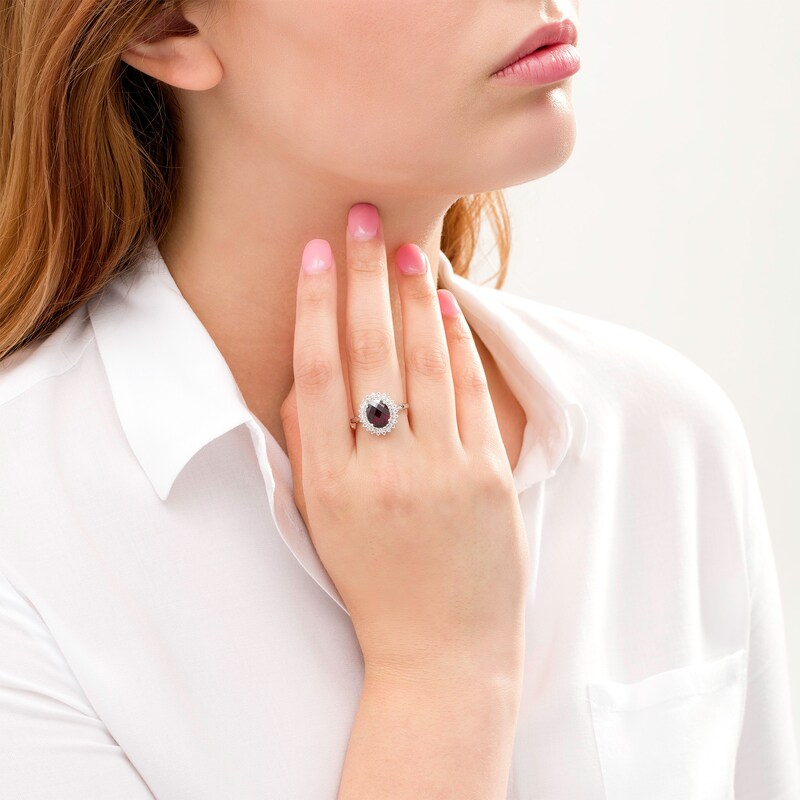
[490,42,581,86]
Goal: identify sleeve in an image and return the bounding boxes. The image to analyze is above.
[0,565,156,800]
[734,437,800,799]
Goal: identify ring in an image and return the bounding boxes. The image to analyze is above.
[350,391,409,436]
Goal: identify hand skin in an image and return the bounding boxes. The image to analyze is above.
[280,203,530,796]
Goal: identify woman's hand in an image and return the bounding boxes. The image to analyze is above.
[279,203,530,681]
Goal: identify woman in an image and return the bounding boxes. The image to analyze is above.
[0,1,797,798]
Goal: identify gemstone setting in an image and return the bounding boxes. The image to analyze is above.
[356,391,401,436]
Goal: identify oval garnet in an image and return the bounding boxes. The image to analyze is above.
[366,401,391,429]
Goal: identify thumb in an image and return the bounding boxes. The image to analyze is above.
[279,380,308,530]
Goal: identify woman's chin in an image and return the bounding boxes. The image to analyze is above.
[484,107,578,189]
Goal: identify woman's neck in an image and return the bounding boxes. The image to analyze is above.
[157,168,454,443]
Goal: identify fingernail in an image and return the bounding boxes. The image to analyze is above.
[437,289,460,317]
[348,204,380,240]
[302,239,332,273]
[396,244,429,275]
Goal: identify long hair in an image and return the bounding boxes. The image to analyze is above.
[0,0,511,363]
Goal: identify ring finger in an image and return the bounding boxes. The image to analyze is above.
[345,203,408,443]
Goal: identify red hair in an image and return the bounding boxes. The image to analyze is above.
[0,0,511,362]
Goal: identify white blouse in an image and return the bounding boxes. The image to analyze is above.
[0,237,798,800]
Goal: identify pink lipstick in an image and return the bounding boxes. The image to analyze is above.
[490,19,580,86]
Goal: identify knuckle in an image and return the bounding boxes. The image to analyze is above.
[301,282,329,311]
[372,467,415,511]
[311,460,347,505]
[408,344,449,380]
[294,351,335,393]
[349,326,392,369]
[448,313,474,344]
[350,251,383,275]
[405,276,436,304]
[455,363,490,396]
[476,458,512,497]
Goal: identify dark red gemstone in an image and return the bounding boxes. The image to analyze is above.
[366,401,391,428]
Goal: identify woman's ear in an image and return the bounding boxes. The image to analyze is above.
[119,5,223,91]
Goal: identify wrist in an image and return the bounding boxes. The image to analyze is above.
[341,652,523,799]
[364,649,524,708]
[361,660,524,750]
[361,615,527,690]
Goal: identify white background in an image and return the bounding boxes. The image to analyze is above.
[478,0,799,761]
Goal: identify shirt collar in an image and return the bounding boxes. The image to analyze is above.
[87,236,586,502]
[87,237,254,502]
[436,249,588,490]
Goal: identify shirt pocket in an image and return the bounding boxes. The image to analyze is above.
[586,647,747,800]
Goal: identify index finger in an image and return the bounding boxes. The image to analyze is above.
[293,238,353,469]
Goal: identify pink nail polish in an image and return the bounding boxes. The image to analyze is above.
[396,244,428,275]
[348,204,380,240]
[437,289,460,317]
[302,239,332,273]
